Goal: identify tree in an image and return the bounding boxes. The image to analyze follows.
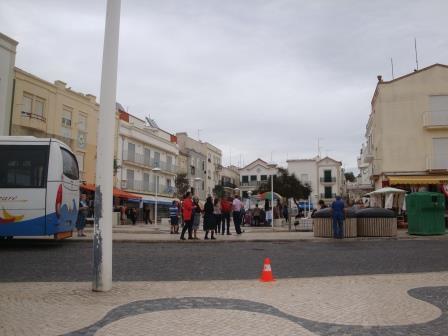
[213,184,225,199]
[344,172,356,183]
[175,173,190,198]
[255,168,311,200]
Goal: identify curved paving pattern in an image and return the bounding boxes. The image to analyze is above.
[64,286,448,336]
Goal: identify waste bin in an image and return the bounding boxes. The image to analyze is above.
[407,192,446,235]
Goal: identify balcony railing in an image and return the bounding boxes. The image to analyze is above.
[423,111,448,128]
[320,193,336,199]
[427,155,448,170]
[241,181,262,187]
[320,177,336,183]
[122,151,177,173]
[222,181,237,189]
[125,180,175,196]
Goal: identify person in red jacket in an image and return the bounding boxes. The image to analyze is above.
[220,197,232,235]
[180,192,194,240]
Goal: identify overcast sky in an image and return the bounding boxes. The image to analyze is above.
[2,0,448,170]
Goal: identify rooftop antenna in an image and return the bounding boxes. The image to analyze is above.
[317,137,322,158]
[414,37,419,71]
[197,129,202,141]
[390,58,395,79]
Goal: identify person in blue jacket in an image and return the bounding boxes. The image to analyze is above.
[331,196,345,239]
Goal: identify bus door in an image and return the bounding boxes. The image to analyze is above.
[45,144,79,237]
[0,145,49,236]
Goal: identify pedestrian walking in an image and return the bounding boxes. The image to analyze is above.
[220,197,232,235]
[169,201,179,234]
[213,198,222,234]
[203,196,216,240]
[192,196,202,240]
[253,204,261,226]
[76,194,89,237]
[232,195,243,234]
[180,192,193,240]
[282,203,289,224]
[331,196,345,239]
[130,207,137,225]
[143,205,152,224]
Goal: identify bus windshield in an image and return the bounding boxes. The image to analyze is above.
[0,145,49,188]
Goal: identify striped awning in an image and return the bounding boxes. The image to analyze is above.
[388,175,448,185]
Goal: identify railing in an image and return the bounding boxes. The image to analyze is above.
[122,151,178,173]
[21,111,46,122]
[126,180,174,196]
[320,177,336,183]
[427,155,448,170]
[241,181,262,187]
[320,193,336,199]
[423,111,448,128]
[222,181,237,188]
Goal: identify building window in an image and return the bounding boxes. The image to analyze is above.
[260,175,267,181]
[432,137,448,169]
[202,160,205,170]
[144,148,151,166]
[127,143,135,162]
[324,170,332,182]
[202,181,205,190]
[35,99,44,117]
[250,175,257,181]
[62,106,73,127]
[61,126,71,139]
[242,175,249,183]
[78,114,87,131]
[154,151,160,167]
[324,186,332,199]
[143,173,150,191]
[191,165,195,175]
[126,169,134,189]
[21,93,46,121]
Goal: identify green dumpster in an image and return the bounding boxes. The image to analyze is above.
[407,192,446,235]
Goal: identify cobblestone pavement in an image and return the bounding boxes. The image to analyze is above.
[1,272,448,335]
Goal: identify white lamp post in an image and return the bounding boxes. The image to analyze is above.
[152,167,161,225]
[271,174,274,230]
[194,177,202,199]
[93,0,121,292]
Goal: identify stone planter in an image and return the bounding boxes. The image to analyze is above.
[357,218,397,237]
[313,217,357,238]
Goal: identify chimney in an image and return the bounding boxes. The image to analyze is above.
[377,75,383,82]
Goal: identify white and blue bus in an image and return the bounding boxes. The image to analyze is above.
[0,137,80,239]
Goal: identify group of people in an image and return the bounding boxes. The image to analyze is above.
[168,192,245,241]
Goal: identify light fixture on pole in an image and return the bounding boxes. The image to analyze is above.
[271,174,274,229]
[152,167,161,226]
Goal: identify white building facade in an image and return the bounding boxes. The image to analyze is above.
[239,159,278,198]
[115,109,179,217]
[287,156,344,206]
[0,33,18,135]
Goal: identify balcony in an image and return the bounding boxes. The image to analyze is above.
[427,155,448,171]
[222,181,237,189]
[122,151,178,174]
[125,180,175,196]
[241,181,262,187]
[423,111,448,129]
[320,177,336,184]
[320,193,336,199]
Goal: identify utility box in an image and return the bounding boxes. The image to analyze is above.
[407,192,446,235]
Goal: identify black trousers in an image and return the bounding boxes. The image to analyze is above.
[214,214,222,232]
[180,219,193,239]
[233,211,242,234]
[221,212,230,234]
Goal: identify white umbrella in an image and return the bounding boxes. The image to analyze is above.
[365,187,406,196]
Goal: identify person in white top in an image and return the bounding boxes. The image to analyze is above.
[232,195,243,234]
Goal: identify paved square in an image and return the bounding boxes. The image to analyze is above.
[1,272,447,335]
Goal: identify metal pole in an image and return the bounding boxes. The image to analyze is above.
[271,174,274,231]
[93,0,121,292]
[155,175,158,226]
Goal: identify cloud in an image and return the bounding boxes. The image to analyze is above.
[2,0,448,170]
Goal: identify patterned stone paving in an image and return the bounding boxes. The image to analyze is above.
[1,272,447,335]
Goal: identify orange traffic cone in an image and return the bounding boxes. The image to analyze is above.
[260,258,275,282]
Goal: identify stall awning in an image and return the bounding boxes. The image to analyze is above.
[80,184,142,200]
[388,175,448,185]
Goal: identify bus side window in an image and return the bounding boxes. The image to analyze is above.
[61,148,79,180]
